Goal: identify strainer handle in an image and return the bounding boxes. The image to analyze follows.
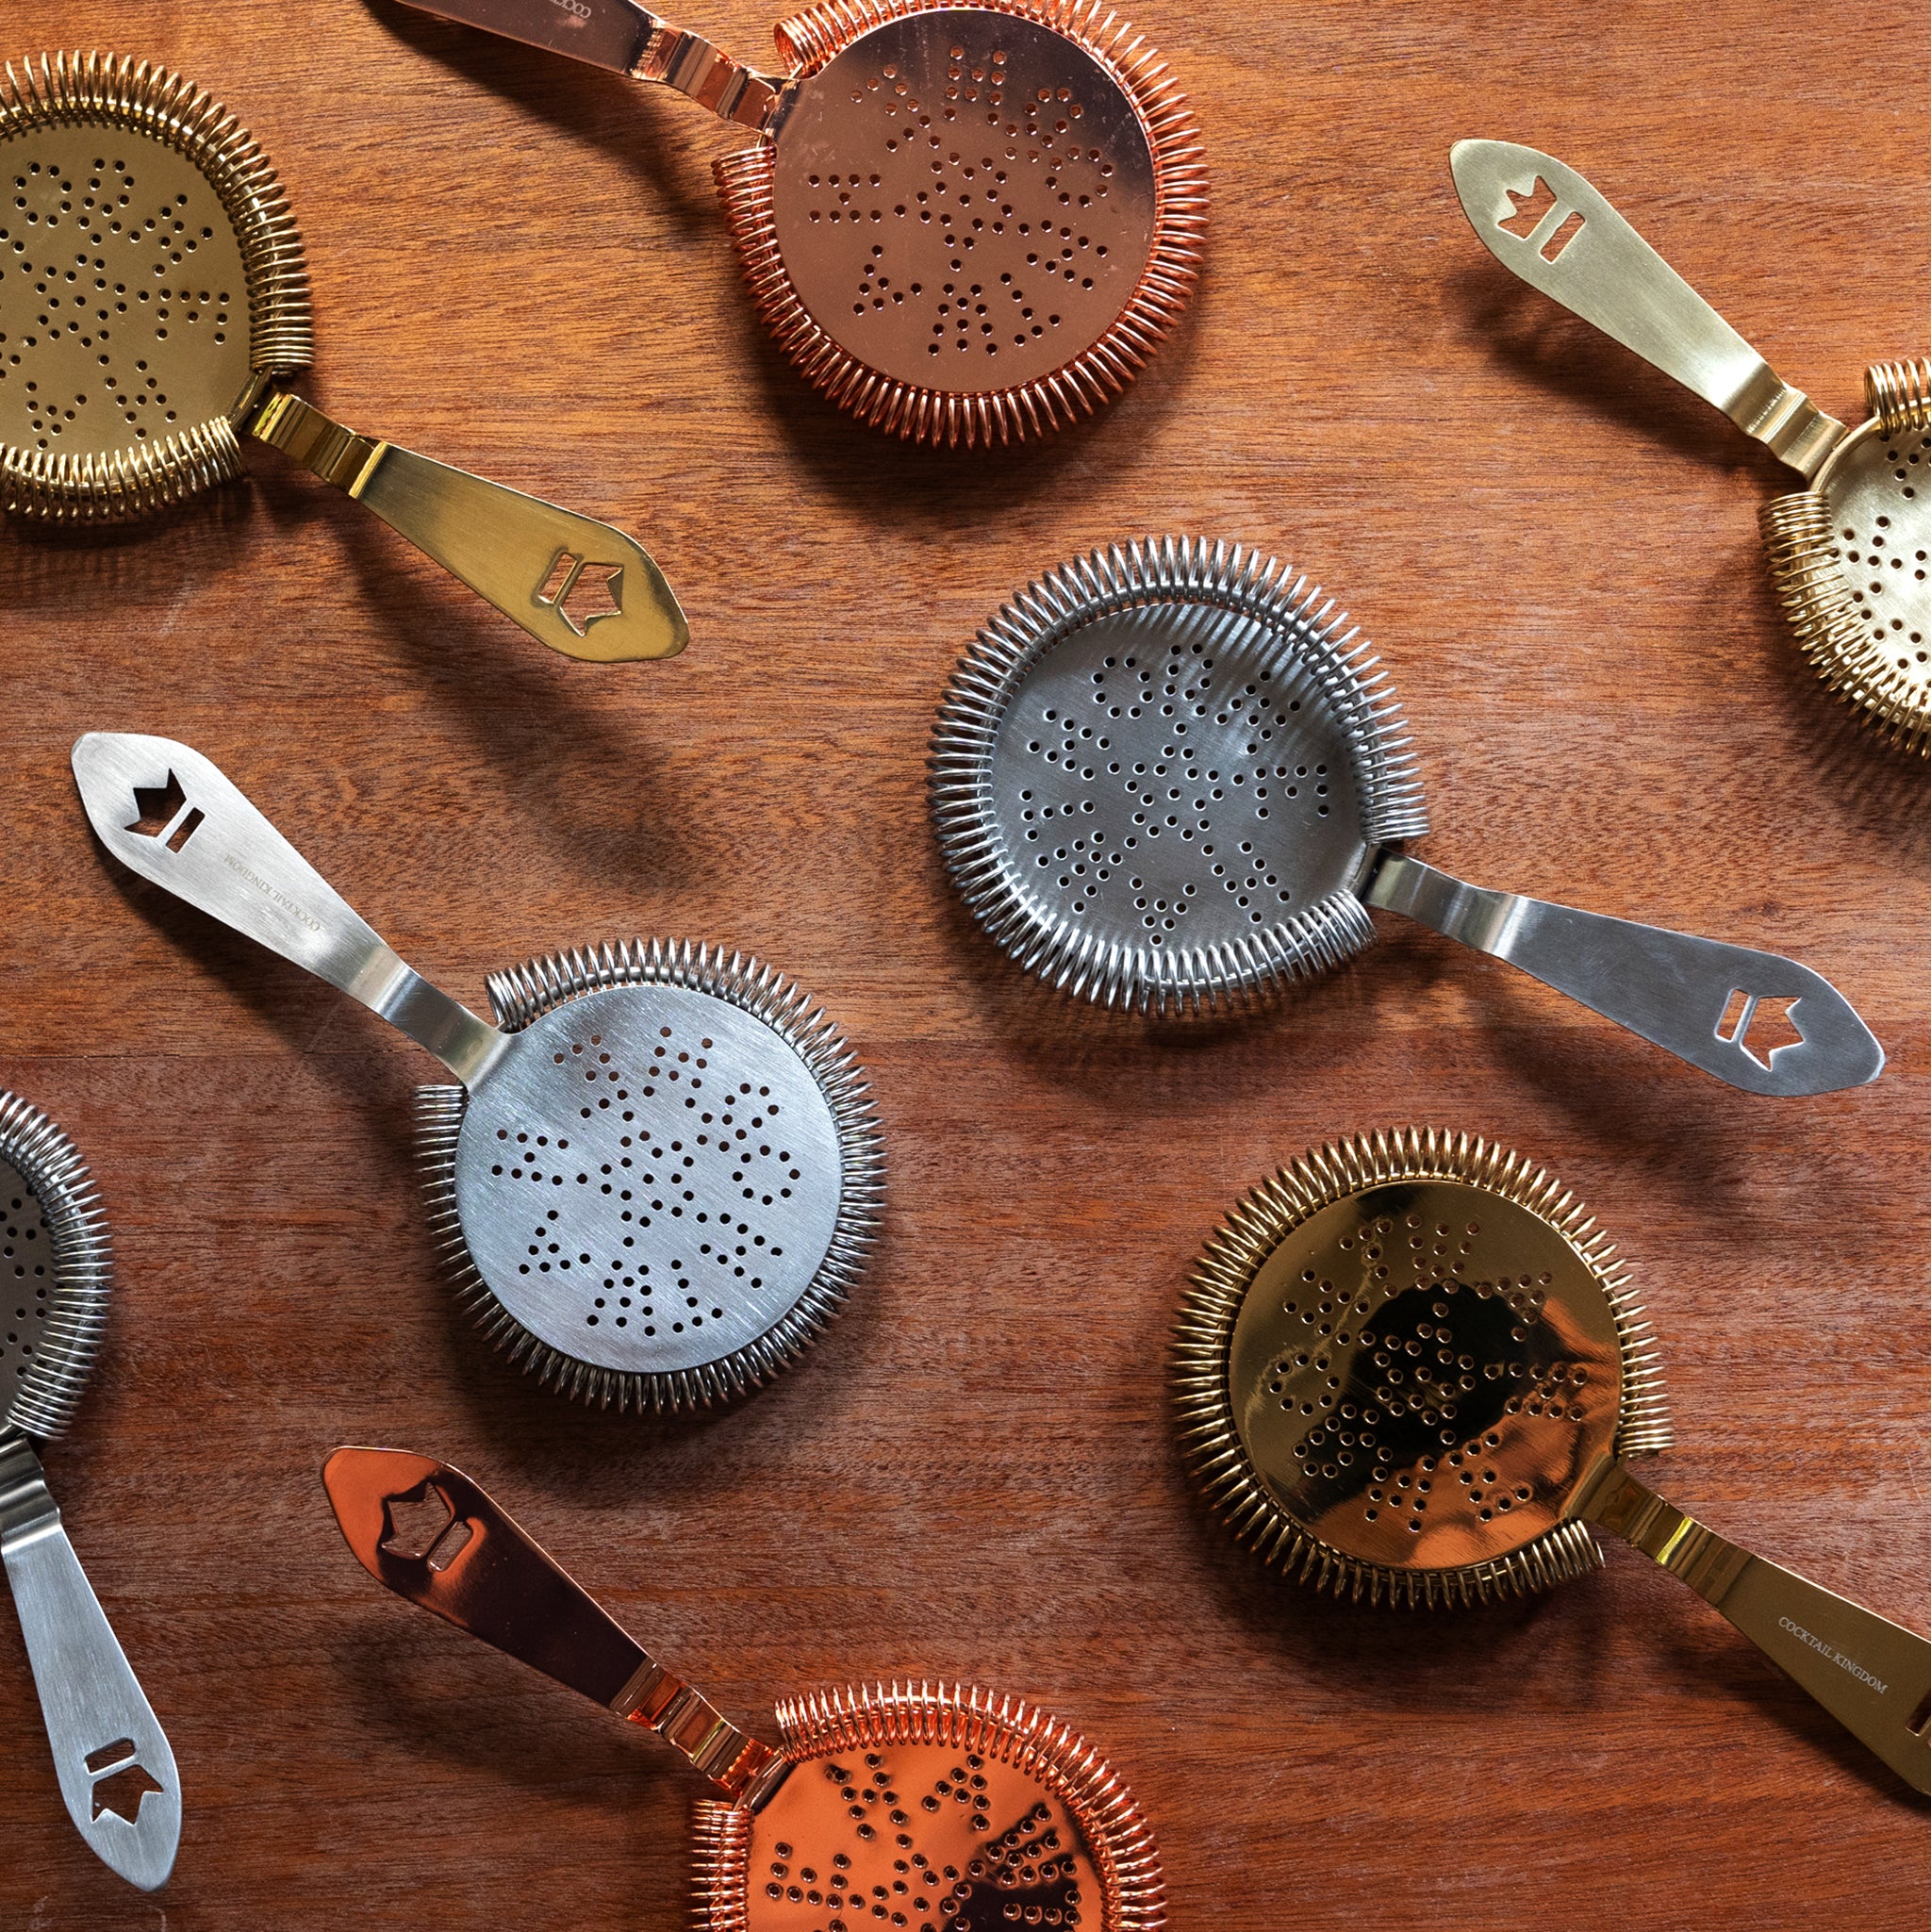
[0,1434,181,1890]
[70,733,505,1088]
[322,1447,790,1808]
[1449,140,1845,480]
[1365,855,1884,1097]
[248,394,689,664]
[1579,1461,1931,1795]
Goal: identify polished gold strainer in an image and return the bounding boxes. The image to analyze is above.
[391,0,1207,448]
[1454,140,1931,753]
[1173,1129,1931,1792]
[0,51,685,662]
[325,1447,1164,1929]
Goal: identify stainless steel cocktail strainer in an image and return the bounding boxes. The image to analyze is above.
[1,52,685,663]
[1173,1129,1931,1793]
[1452,140,1931,752]
[72,733,883,1412]
[389,0,1207,448]
[325,1446,1164,1929]
[0,1090,178,1890]
[930,537,1883,1095]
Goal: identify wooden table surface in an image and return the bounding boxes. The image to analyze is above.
[4,0,1929,1924]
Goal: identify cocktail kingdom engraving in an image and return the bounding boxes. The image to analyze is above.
[217,851,323,932]
[1778,1616,1890,1694]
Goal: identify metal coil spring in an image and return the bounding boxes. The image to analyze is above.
[1865,356,1931,435]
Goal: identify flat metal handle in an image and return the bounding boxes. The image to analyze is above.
[322,1447,788,1808]
[1449,139,1845,480]
[0,1435,180,1891]
[249,394,688,664]
[1366,854,1883,1096]
[387,0,782,126]
[71,733,505,1086]
[1579,1461,1931,1794]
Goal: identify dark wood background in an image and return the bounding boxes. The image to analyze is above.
[4,1,1929,1924]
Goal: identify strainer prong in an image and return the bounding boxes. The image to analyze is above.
[1576,1456,1931,1794]
[323,1446,794,1804]
[1367,854,1884,1097]
[1450,140,1847,480]
[72,733,506,1087]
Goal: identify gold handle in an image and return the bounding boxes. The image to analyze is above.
[248,393,688,664]
[1578,1460,1931,1792]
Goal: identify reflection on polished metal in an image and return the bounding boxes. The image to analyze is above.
[1453,139,1931,754]
[0,52,686,663]
[73,734,883,1412]
[390,0,1207,448]
[1173,1130,1931,1793]
[324,1447,1164,1929]
[929,537,1883,1094]
[0,1092,179,1891]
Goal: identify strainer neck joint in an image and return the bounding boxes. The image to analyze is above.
[0,1433,59,1549]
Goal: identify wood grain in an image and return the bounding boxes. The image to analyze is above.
[4,1,1930,1924]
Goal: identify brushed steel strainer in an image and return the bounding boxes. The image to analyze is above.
[930,537,1883,1095]
[389,0,1206,448]
[1452,139,1931,753]
[0,51,686,663]
[0,1090,179,1890]
[324,1446,1164,1930]
[1173,1129,1931,1793]
[71,733,883,1412]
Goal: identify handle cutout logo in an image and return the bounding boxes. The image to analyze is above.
[84,1739,165,1825]
[1717,989,1804,1067]
[125,772,203,852]
[1497,176,1587,262]
[536,551,625,637]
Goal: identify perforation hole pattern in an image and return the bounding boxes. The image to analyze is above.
[988,599,1367,953]
[746,1742,1099,1931]
[0,1160,52,1403]
[0,126,252,464]
[771,12,1157,393]
[1830,433,1931,690]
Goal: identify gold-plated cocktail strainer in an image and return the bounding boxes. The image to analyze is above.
[391,0,1206,448]
[0,52,685,662]
[1453,139,1931,753]
[325,1447,1164,1929]
[1173,1129,1931,1792]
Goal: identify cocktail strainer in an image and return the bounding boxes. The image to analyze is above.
[929,537,1883,1095]
[0,1090,178,1890]
[1453,139,1931,753]
[391,0,1206,448]
[1,51,685,663]
[324,1446,1164,1929]
[72,733,883,1412]
[1172,1129,1931,1792]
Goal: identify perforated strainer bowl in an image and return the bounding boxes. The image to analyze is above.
[325,1447,1164,1929]
[0,51,685,662]
[930,537,1884,1096]
[1173,1129,1931,1792]
[73,733,883,1412]
[390,0,1206,448]
[0,1090,179,1890]
[1453,139,1931,753]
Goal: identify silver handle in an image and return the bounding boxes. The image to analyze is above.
[1366,854,1883,1097]
[0,1435,180,1890]
[71,734,505,1087]
[1448,139,1845,479]
[1580,1461,1931,1794]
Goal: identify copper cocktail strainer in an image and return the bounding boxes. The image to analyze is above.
[0,52,685,662]
[929,537,1883,1095]
[391,0,1206,448]
[1453,139,1931,753]
[324,1447,1164,1929]
[1173,1129,1931,1792]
